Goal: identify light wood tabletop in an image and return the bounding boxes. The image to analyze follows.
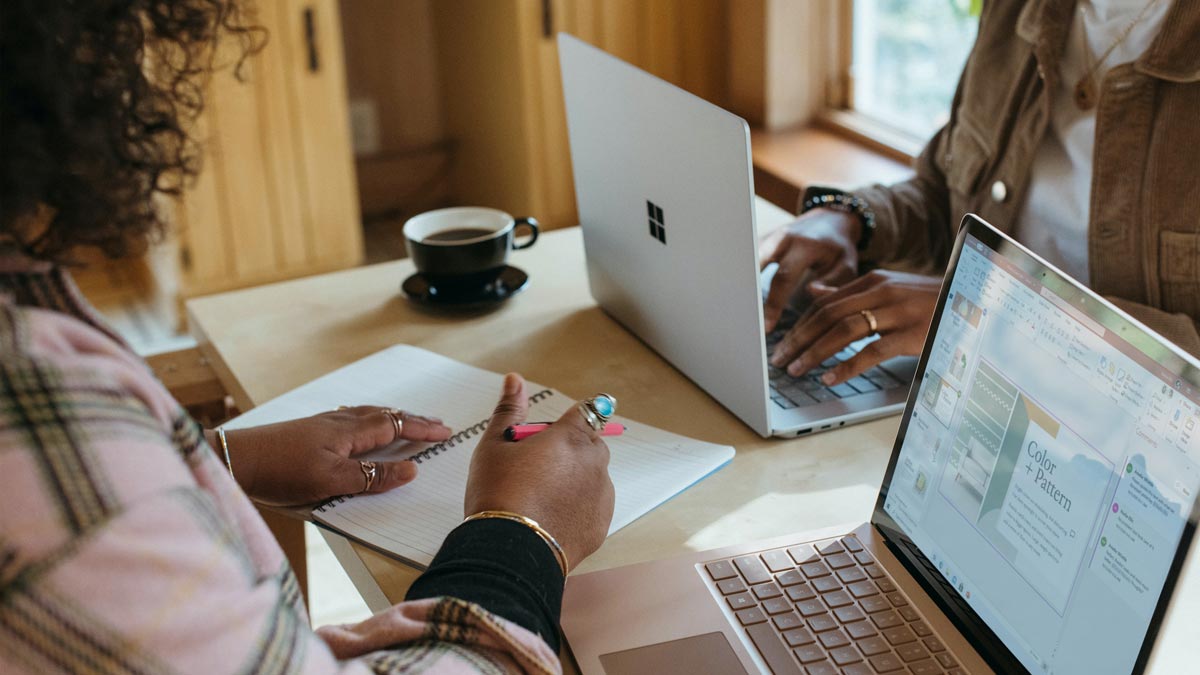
[188,197,1197,672]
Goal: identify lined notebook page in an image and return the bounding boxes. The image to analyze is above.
[224,345,735,568]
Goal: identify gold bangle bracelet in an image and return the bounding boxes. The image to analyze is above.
[463,510,569,577]
[216,428,235,479]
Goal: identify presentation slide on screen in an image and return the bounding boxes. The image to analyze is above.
[890,243,1200,675]
[940,364,1112,614]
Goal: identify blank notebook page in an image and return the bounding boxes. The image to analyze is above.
[224,345,735,568]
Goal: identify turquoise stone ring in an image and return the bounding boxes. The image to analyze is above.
[590,394,616,418]
[580,393,617,431]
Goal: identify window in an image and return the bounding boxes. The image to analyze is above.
[844,0,980,144]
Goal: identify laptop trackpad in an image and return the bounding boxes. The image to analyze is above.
[598,632,747,675]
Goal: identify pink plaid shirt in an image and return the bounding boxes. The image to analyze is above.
[0,260,560,674]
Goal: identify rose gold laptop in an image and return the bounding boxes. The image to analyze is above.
[561,216,1200,674]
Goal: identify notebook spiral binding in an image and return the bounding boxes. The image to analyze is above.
[314,389,555,513]
[315,495,349,512]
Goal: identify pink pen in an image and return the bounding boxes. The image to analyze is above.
[504,422,626,441]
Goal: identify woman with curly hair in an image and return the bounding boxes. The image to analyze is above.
[0,2,614,673]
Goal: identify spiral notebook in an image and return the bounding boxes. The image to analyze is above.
[224,345,735,569]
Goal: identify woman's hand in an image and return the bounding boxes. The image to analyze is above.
[212,407,452,506]
[760,208,862,332]
[465,374,615,572]
[769,270,942,384]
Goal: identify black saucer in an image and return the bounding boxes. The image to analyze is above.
[401,265,529,308]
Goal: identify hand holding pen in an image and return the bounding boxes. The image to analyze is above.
[504,393,623,441]
[465,374,617,572]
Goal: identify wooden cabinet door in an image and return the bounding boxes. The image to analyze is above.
[434,0,728,232]
[176,0,362,299]
[279,0,362,269]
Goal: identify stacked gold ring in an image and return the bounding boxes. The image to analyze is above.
[383,408,404,441]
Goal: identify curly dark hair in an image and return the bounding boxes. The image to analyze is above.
[0,0,264,261]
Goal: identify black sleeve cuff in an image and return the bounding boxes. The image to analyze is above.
[405,518,565,651]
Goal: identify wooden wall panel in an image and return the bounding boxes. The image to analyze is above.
[601,0,640,62]
[641,0,684,84]
[432,0,731,231]
[206,53,278,279]
[177,110,230,287]
[529,0,585,232]
[569,0,602,44]
[339,1,451,219]
[729,0,767,126]
[339,0,444,151]
[585,0,729,106]
[281,0,363,267]
[433,1,538,219]
[255,0,309,271]
[728,0,830,130]
[170,0,375,301]
[679,1,730,105]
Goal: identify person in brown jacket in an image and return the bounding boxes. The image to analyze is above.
[763,0,1199,387]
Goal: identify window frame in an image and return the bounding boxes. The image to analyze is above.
[810,0,975,165]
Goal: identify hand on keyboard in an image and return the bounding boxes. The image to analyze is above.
[759,210,861,333]
[769,270,941,385]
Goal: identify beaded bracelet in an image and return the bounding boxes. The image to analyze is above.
[801,188,877,252]
[463,510,569,577]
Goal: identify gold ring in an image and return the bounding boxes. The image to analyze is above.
[860,309,878,334]
[336,405,350,411]
[383,408,404,441]
[360,461,377,492]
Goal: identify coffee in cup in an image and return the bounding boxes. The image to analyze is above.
[403,207,538,289]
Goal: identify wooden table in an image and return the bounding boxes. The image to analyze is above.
[188,198,1197,672]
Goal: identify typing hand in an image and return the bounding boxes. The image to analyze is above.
[211,407,451,506]
[465,373,615,572]
[770,270,941,385]
[759,208,862,333]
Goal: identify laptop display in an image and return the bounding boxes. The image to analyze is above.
[876,217,1200,674]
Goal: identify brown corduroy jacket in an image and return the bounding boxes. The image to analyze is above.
[853,0,1200,355]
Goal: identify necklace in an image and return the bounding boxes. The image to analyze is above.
[1073,0,1161,110]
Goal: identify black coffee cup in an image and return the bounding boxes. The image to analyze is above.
[403,207,539,289]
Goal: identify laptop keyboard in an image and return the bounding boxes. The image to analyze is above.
[703,535,964,675]
[765,332,908,410]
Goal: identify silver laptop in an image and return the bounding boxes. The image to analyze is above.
[561,213,1200,674]
[558,34,917,438]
